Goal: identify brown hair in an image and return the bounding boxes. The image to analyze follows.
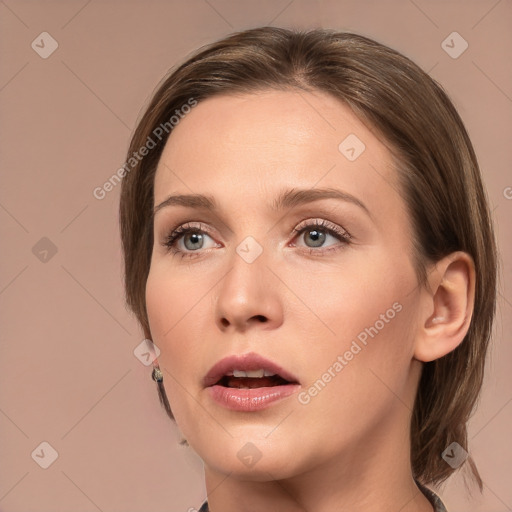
[119,27,497,491]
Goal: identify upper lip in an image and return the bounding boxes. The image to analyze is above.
[203,352,300,388]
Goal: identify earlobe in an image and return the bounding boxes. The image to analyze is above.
[414,252,476,363]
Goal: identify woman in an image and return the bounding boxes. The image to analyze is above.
[119,27,497,511]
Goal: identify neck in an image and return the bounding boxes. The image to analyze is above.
[204,420,434,512]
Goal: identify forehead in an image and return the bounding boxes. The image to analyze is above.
[154,90,401,216]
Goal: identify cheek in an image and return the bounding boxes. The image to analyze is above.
[146,260,202,334]
[289,250,419,398]
[145,263,216,379]
[145,267,196,363]
[284,246,416,344]
[145,268,174,340]
[293,294,419,459]
[145,267,202,418]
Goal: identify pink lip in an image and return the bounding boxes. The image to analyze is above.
[207,384,300,412]
[203,352,300,412]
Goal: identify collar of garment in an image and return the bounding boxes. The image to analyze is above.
[197,479,448,512]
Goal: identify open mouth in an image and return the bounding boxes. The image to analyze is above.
[203,353,300,390]
[215,374,293,389]
[205,356,300,411]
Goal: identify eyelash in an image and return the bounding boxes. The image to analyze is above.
[161,219,352,259]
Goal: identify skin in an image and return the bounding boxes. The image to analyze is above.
[145,90,475,512]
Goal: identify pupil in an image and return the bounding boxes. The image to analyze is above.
[184,232,203,250]
[306,229,325,247]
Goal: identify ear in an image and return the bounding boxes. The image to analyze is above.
[414,251,476,362]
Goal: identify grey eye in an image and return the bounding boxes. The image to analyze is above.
[303,229,327,247]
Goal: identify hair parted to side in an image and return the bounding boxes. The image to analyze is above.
[119,27,497,492]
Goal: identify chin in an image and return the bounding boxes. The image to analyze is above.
[195,436,303,480]
[208,453,301,481]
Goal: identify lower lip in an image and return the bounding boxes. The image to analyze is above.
[207,384,300,412]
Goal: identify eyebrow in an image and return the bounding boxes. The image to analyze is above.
[153,187,371,218]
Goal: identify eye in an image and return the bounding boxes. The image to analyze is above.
[161,219,351,259]
[162,222,218,257]
[292,219,351,254]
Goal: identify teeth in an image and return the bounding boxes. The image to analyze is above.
[231,369,277,378]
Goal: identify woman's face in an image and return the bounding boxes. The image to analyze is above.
[146,90,425,479]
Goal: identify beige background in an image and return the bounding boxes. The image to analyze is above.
[0,1,511,511]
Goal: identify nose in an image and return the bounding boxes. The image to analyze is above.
[214,249,284,333]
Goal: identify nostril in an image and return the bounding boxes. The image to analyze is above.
[219,315,267,328]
